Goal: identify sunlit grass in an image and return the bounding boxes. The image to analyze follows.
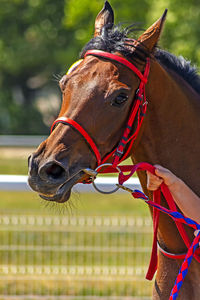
[0,147,32,175]
[0,158,28,175]
[0,191,149,216]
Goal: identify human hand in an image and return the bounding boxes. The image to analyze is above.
[147,165,179,191]
[194,230,200,246]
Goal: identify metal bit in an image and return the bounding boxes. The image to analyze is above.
[83,168,98,177]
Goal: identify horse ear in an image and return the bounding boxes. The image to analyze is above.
[137,9,168,52]
[94,1,114,37]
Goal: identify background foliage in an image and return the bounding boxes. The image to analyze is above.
[0,0,199,134]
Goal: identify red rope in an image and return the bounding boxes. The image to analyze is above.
[132,188,200,300]
[117,162,200,279]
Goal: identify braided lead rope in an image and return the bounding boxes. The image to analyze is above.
[132,189,200,300]
[170,231,200,300]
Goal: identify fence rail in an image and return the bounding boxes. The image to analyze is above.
[0,135,47,147]
[0,136,141,192]
[0,175,140,192]
[0,214,153,299]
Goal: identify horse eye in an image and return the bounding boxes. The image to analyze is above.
[112,93,128,107]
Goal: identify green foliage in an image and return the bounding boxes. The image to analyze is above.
[0,0,72,134]
[145,0,200,63]
[0,0,199,134]
[63,0,151,46]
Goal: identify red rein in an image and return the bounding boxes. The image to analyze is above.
[117,162,200,279]
[51,50,200,281]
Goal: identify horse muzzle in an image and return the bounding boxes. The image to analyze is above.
[28,154,92,203]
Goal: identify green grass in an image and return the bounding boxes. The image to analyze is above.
[0,157,28,175]
[0,191,149,216]
[0,147,31,175]
[0,279,153,298]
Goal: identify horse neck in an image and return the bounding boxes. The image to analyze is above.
[131,57,200,251]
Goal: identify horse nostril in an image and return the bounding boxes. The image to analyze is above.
[39,161,67,182]
[28,154,39,176]
[45,163,65,180]
[28,155,31,166]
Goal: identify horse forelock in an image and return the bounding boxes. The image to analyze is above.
[80,24,149,64]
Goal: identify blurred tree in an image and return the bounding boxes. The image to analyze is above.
[0,0,74,134]
[0,0,199,134]
[145,0,200,64]
[64,0,200,63]
[63,0,151,49]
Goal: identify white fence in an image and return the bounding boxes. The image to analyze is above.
[0,135,141,192]
[0,214,153,299]
[0,135,47,147]
[0,175,140,192]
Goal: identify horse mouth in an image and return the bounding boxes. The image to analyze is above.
[39,170,85,203]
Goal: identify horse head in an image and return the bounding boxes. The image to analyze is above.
[28,1,166,203]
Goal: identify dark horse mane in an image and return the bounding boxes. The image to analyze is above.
[81,24,200,95]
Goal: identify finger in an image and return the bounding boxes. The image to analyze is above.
[147,170,161,181]
[154,165,178,187]
[147,171,163,184]
[154,165,170,177]
[147,171,163,190]
[147,184,160,191]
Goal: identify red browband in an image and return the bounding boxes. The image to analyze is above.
[85,50,148,83]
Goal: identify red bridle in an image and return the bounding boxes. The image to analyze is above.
[51,50,200,283]
[51,50,150,168]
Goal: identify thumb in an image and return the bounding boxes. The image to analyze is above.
[154,165,173,182]
[154,165,169,177]
[154,165,179,187]
[194,230,200,237]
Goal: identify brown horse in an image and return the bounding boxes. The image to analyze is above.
[28,1,200,299]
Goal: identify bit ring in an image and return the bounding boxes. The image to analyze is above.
[91,163,121,194]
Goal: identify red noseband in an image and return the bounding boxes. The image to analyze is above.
[51,117,102,166]
[51,50,150,167]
